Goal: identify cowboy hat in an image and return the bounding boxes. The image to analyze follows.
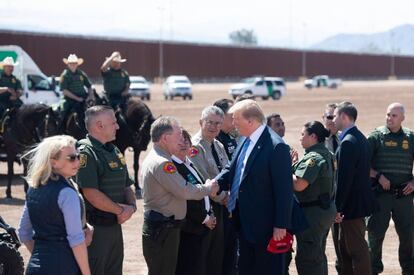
[106,52,127,63]
[0,57,19,67]
[63,54,84,65]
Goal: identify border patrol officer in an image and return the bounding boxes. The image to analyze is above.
[59,54,94,132]
[367,102,414,275]
[100,51,130,110]
[322,103,342,274]
[141,116,219,275]
[190,106,229,275]
[0,57,23,119]
[77,106,136,275]
[292,121,336,275]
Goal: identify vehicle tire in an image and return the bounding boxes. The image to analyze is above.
[331,84,337,89]
[164,95,168,100]
[232,95,237,100]
[147,94,151,101]
[188,95,193,100]
[169,95,174,100]
[0,241,24,275]
[262,96,269,100]
[272,91,281,100]
[245,90,252,95]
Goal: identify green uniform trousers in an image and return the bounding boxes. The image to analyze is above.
[88,224,123,275]
[142,222,180,275]
[295,204,336,275]
[367,193,414,274]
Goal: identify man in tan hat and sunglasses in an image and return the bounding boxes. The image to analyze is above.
[0,56,23,121]
[101,51,130,110]
[59,54,94,132]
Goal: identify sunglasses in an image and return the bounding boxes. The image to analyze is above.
[325,115,334,120]
[65,153,80,162]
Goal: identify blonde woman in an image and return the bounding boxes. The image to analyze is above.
[18,135,92,275]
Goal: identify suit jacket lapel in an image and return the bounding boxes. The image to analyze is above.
[240,127,269,183]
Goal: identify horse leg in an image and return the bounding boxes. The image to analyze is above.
[6,157,14,199]
[133,150,142,199]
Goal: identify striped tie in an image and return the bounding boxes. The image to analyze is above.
[227,138,251,213]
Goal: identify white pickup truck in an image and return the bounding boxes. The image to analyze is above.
[0,45,61,105]
[229,76,286,100]
[304,75,342,89]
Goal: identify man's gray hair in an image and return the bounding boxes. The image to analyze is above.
[151,116,180,142]
[200,106,224,121]
[84,105,114,131]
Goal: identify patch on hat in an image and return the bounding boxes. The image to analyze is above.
[189,146,199,158]
[79,153,87,168]
[306,158,316,167]
[163,162,177,174]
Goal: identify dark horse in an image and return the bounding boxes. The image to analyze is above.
[1,104,59,198]
[113,96,154,197]
[63,95,154,197]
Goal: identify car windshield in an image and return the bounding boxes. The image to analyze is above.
[242,78,255,84]
[131,80,145,84]
[174,79,189,84]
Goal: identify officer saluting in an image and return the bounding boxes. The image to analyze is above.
[100,51,130,110]
[141,116,219,275]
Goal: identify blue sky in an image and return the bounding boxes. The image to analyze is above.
[1,0,413,49]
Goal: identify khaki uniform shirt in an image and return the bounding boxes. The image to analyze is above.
[190,131,229,202]
[141,144,212,220]
[190,131,229,180]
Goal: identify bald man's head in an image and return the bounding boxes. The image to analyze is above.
[386,102,405,133]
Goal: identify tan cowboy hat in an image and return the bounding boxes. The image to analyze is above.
[63,54,84,65]
[106,52,127,63]
[0,56,18,67]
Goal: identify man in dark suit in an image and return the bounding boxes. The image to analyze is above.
[216,99,293,275]
[333,101,377,275]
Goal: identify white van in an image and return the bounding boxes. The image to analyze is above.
[0,45,61,105]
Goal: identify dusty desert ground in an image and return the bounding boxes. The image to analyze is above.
[2,79,414,274]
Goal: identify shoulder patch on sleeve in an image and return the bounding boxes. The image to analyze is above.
[306,158,316,167]
[79,153,87,168]
[163,162,177,174]
[189,146,199,157]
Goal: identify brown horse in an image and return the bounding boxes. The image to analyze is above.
[1,104,59,198]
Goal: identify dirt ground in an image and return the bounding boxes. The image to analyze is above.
[1,80,413,274]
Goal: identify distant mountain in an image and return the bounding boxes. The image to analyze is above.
[311,24,414,56]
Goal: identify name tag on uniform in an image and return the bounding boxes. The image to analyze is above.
[385,140,398,147]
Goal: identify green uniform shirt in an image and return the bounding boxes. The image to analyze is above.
[102,68,130,97]
[76,135,134,208]
[368,126,414,186]
[293,143,334,203]
[60,69,91,98]
[0,71,22,102]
